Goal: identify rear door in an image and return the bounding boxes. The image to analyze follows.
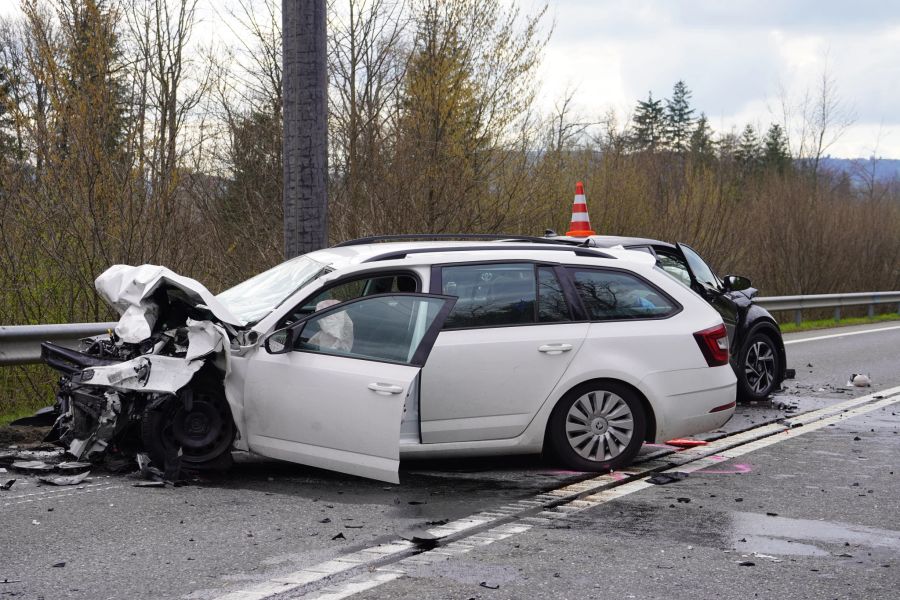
[244,293,455,483]
[421,263,587,443]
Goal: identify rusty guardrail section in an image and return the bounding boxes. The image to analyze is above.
[1,291,899,366]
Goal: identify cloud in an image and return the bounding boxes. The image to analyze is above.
[537,0,900,157]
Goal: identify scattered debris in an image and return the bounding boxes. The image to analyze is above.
[402,530,441,549]
[56,462,91,471]
[132,481,165,488]
[11,460,54,472]
[52,562,66,568]
[737,560,755,566]
[648,472,689,485]
[31,519,40,525]
[665,439,708,448]
[38,471,91,486]
[9,406,58,428]
[848,373,871,387]
[676,497,691,503]
[479,582,500,590]
[1,479,16,490]
[331,533,345,541]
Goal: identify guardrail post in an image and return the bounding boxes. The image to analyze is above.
[834,307,841,322]
[794,309,802,326]
[868,303,875,318]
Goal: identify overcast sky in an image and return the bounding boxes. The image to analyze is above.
[536,0,900,158]
[3,1,898,158]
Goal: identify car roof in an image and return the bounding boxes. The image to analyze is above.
[547,234,676,250]
[304,240,656,271]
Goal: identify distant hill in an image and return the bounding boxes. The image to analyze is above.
[818,157,900,183]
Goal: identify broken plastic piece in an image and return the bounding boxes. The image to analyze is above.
[666,438,708,448]
[848,373,872,387]
[1,479,16,490]
[11,460,54,472]
[38,471,91,486]
[647,472,689,485]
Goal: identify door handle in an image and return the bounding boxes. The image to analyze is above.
[538,343,573,355]
[368,382,404,395]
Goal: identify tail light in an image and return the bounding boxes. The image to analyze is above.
[693,324,729,367]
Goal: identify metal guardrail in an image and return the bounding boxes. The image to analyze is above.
[756,291,900,325]
[0,322,117,366]
[0,291,899,366]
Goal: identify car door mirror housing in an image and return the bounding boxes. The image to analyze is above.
[264,328,294,354]
[723,275,752,292]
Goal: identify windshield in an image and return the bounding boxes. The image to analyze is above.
[216,255,330,324]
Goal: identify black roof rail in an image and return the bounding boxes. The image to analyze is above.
[334,233,587,247]
[362,245,615,263]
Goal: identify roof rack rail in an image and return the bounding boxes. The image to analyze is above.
[362,244,615,263]
[334,233,587,247]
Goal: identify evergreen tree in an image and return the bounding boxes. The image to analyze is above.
[762,123,791,173]
[664,80,695,152]
[734,124,761,171]
[689,113,715,160]
[631,92,664,152]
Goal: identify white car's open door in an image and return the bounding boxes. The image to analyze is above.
[243,293,455,483]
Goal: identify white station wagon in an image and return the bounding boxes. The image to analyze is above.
[43,235,737,483]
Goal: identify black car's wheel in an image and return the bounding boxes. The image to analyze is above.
[737,331,781,402]
[141,381,235,470]
[547,381,646,472]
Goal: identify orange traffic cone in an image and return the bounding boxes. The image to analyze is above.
[565,181,596,237]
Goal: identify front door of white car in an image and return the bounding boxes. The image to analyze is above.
[243,293,455,483]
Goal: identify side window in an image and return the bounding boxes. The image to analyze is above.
[294,295,446,364]
[441,263,536,329]
[680,245,719,289]
[654,250,692,288]
[279,273,418,327]
[569,268,678,320]
[537,267,571,322]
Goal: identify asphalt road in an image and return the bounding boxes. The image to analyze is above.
[1,322,898,600]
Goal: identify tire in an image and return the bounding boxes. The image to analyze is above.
[736,331,781,402]
[547,381,646,472]
[141,379,235,470]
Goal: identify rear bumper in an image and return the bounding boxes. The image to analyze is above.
[640,365,737,442]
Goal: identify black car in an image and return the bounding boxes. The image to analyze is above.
[551,234,787,402]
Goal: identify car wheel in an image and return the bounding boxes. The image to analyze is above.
[141,381,235,470]
[737,332,780,402]
[548,381,646,472]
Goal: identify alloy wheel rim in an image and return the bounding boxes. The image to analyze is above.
[564,390,634,462]
[745,340,776,394]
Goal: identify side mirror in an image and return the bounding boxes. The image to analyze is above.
[263,328,293,354]
[723,275,752,292]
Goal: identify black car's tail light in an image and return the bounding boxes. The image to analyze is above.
[693,324,729,367]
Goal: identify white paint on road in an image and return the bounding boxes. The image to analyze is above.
[210,386,900,600]
[784,324,900,345]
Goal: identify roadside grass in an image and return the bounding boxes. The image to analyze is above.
[780,312,900,334]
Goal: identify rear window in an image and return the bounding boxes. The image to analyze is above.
[441,263,536,328]
[568,268,678,320]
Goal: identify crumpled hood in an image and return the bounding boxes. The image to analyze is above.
[96,264,245,343]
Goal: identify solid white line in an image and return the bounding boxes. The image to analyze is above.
[784,324,900,345]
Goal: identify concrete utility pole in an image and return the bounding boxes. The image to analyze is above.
[282,0,328,258]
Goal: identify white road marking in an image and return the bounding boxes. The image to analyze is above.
[1,483,122,507]
[784,324,900,345]
[210,386,900,600]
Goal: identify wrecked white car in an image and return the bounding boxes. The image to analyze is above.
[42,236,736,483]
